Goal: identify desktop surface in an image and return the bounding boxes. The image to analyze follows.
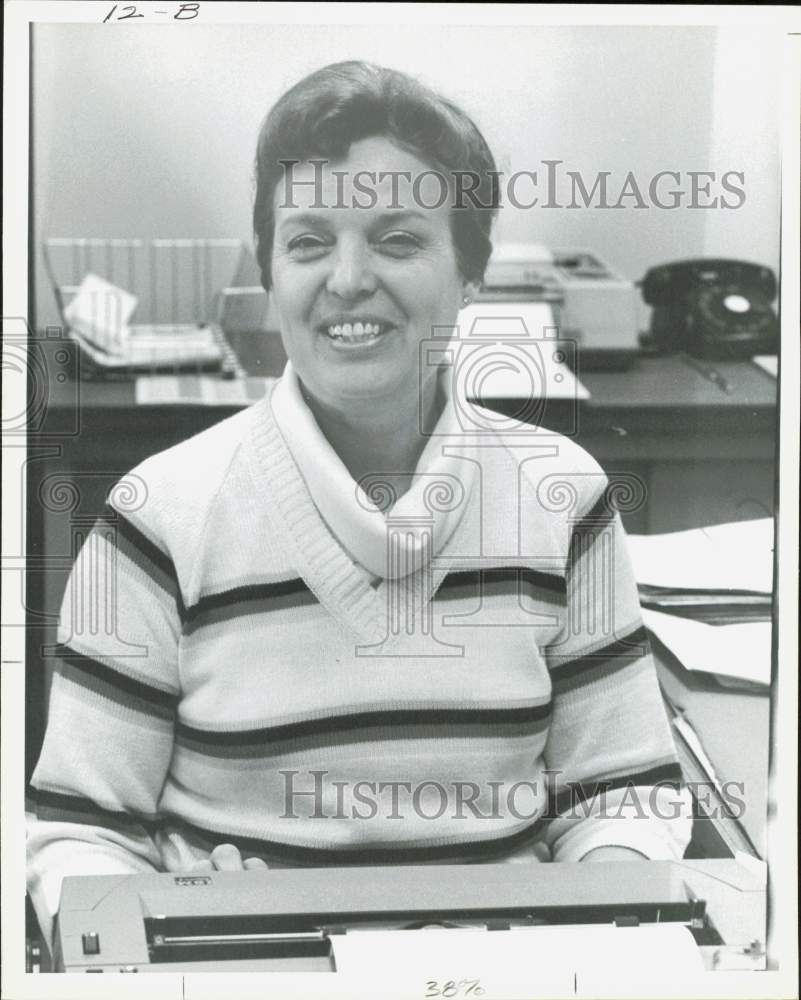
[31,339,777,535]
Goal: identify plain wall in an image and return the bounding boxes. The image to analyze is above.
[32,23,783,329]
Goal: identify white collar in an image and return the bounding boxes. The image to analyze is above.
[270,361,475,580]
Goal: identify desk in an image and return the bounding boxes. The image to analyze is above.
[27,342,777,568]
[32,336,777,534]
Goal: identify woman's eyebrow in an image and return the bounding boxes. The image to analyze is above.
[372,211,431,226]
[276,209,434,237]
[275,213,332,235]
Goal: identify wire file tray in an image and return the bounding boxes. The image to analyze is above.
[42,238,265,378]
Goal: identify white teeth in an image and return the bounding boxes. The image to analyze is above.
[325,321,385,341]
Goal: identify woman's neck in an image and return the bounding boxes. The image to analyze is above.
[302,376,443,492]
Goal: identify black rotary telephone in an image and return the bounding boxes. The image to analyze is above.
[642,259,778,360]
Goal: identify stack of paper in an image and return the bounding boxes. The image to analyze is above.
[643,608,771,688]
[629,519,773,687]
[332,923,703,993]
[628,519,773,596]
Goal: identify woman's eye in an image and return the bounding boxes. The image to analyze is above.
[287,235,329,257]
[376,232,420,257]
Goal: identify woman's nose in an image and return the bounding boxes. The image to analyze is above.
[326,238,377,300]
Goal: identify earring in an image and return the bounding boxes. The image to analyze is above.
[462,294,472,306]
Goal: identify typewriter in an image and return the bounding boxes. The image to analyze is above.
[52,860,765,976]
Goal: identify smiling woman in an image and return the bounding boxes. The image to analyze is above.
[270,138,474,484]
[255,62,500,484]
[27,61,692,947]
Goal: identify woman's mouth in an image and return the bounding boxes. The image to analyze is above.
[320,320,395,346]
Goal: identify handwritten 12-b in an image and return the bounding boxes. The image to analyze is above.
[103,4,199,21]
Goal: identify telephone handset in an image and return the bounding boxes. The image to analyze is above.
[642,259,778,360]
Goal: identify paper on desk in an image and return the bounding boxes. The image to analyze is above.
[454,302,590,399]
[753,355,778,377]
[63,273,137,351]
[629,519,773,595]
[643,607,771,686]
[332,924,702,992]
[135,375,273,405]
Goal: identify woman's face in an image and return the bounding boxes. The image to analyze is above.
[270,136,473,415]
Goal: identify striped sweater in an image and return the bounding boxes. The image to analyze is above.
[27,386,691,944]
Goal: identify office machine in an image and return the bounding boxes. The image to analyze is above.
[53,860,765,975]
[42,238,268,379]
[480,245,640,370]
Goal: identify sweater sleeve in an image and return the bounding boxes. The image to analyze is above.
[26,499,182,948]
[540,481,692,862]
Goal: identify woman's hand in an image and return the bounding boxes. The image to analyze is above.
[189,844,268,872]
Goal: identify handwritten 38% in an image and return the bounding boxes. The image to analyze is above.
[425,980,485,998]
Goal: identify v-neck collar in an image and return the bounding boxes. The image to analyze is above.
[247,379,476,645]
[270,362,476,581]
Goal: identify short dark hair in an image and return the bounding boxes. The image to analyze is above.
[253,61,499,290]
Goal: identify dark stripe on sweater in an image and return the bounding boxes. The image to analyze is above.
[566,492,619,577]
[55,644,179,716]
[182,568,568,636]
[164,814,548,867]
[550,653,645,694]
[175,702,553,753]
[548,762,684,818]
[438,568,567,600]
[26,787,159,835]
[571,491,617,538]
[546,624,649,678]
[176,710,552,759]
[96,505,186,621]
[183,579,317,635]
